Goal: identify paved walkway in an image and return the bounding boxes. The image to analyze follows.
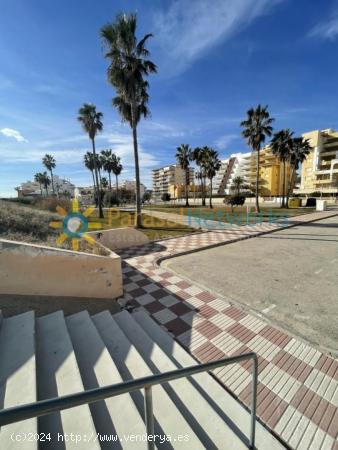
[117,210,338,450]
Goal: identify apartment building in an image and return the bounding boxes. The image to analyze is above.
[152,164,194,201]
[119,180,146,198]
[16,175,75,197]
[298,129,338,195]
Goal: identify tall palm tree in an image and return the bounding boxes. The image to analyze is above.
[101,13,157,228]
[42,154,56,195]
[176,144,193,207]
[204,149,221,208]
[231,176,246,196]
[84,151,96,189]
[41,172,51,196]
[287,137,311,203]
[34,172,45,196]
[78,103,104,218]
[241,105,274,212]
[112,154,123,203]
[100,149,114,191]
[271,129,294,208]
[193,147,209,206]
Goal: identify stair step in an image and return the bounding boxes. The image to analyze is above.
[36,311,99,449]
[0,311,37,449]
[66,310,147,449]
[114,310,247,449]
[92,310,202,449]
[133,310,285,449]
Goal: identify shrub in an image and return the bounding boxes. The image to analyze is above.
[306,197,317,207]
[104,191,119,207]
[1,197,34,205]
[224,195,246,211]
[34,197,72,213]
[161,193,171,203]
[0,200,60,239]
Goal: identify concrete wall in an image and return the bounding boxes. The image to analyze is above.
[89,227,149,251]
[0,239,123,299]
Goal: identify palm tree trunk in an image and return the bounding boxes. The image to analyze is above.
[50,169,55,195]
[202,176,206,206]
[255,148,260,213]
[115,174,119,204]
[282,160,287,208]
[185,169,189,207]
[209,178,213,208]
[39,185,42,196]
[108,172,112,191]
[91,171,96,206]
[286,166,295,206]
[91,138,104,219]
[131,101,142,228]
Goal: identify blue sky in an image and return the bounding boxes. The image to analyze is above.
[1,0,338,196]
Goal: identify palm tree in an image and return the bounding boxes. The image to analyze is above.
[42,154,56,195]
[241,105,274,212]
[231,176,246,196]
[101,13,157,228]
[41,172,51,196]
[34,172,45,196]
[287,137,311,203]
[84,151,96,189]
[112,154,123,202]
[176,144,193,207]
[193,147,208,206]
[101,177,109,190]
[78,103,104,218]
[100,149,114,191]
[204,149,221,208]
[271,129,294,208]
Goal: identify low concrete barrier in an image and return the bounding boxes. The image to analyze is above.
[0,239,123,299]
[89,227,149,251]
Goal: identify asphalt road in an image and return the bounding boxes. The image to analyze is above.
[165,215,338,356]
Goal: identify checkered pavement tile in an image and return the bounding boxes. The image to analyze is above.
[116,209,338,449]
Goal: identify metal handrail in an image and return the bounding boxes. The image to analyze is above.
[0,352,258,449]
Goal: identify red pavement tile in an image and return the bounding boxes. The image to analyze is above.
[226,323,257,345]
[272,350,312,383]
[198,304,218,319]
[195,291,217,303]
[259,326,292,348]
[196,320,223,340]
[175,280,191,289]
[194,341,226,363]
[223,306,247,321]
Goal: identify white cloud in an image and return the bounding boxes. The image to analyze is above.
[214,134,238,150]
[0,127,28,142]
[309,16,338,40]
[153,0,283,75]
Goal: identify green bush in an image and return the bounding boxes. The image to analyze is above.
[225,195,246,209]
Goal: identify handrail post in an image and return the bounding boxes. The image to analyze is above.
[144,386,155,450]
[250,355,258,449]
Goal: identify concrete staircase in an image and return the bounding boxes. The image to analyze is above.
[0,309,285,449]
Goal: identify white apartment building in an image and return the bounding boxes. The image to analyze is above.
[152,164,194,201]
[119,180,146,197]
[213,152,252,195]
[16,175,75,197]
